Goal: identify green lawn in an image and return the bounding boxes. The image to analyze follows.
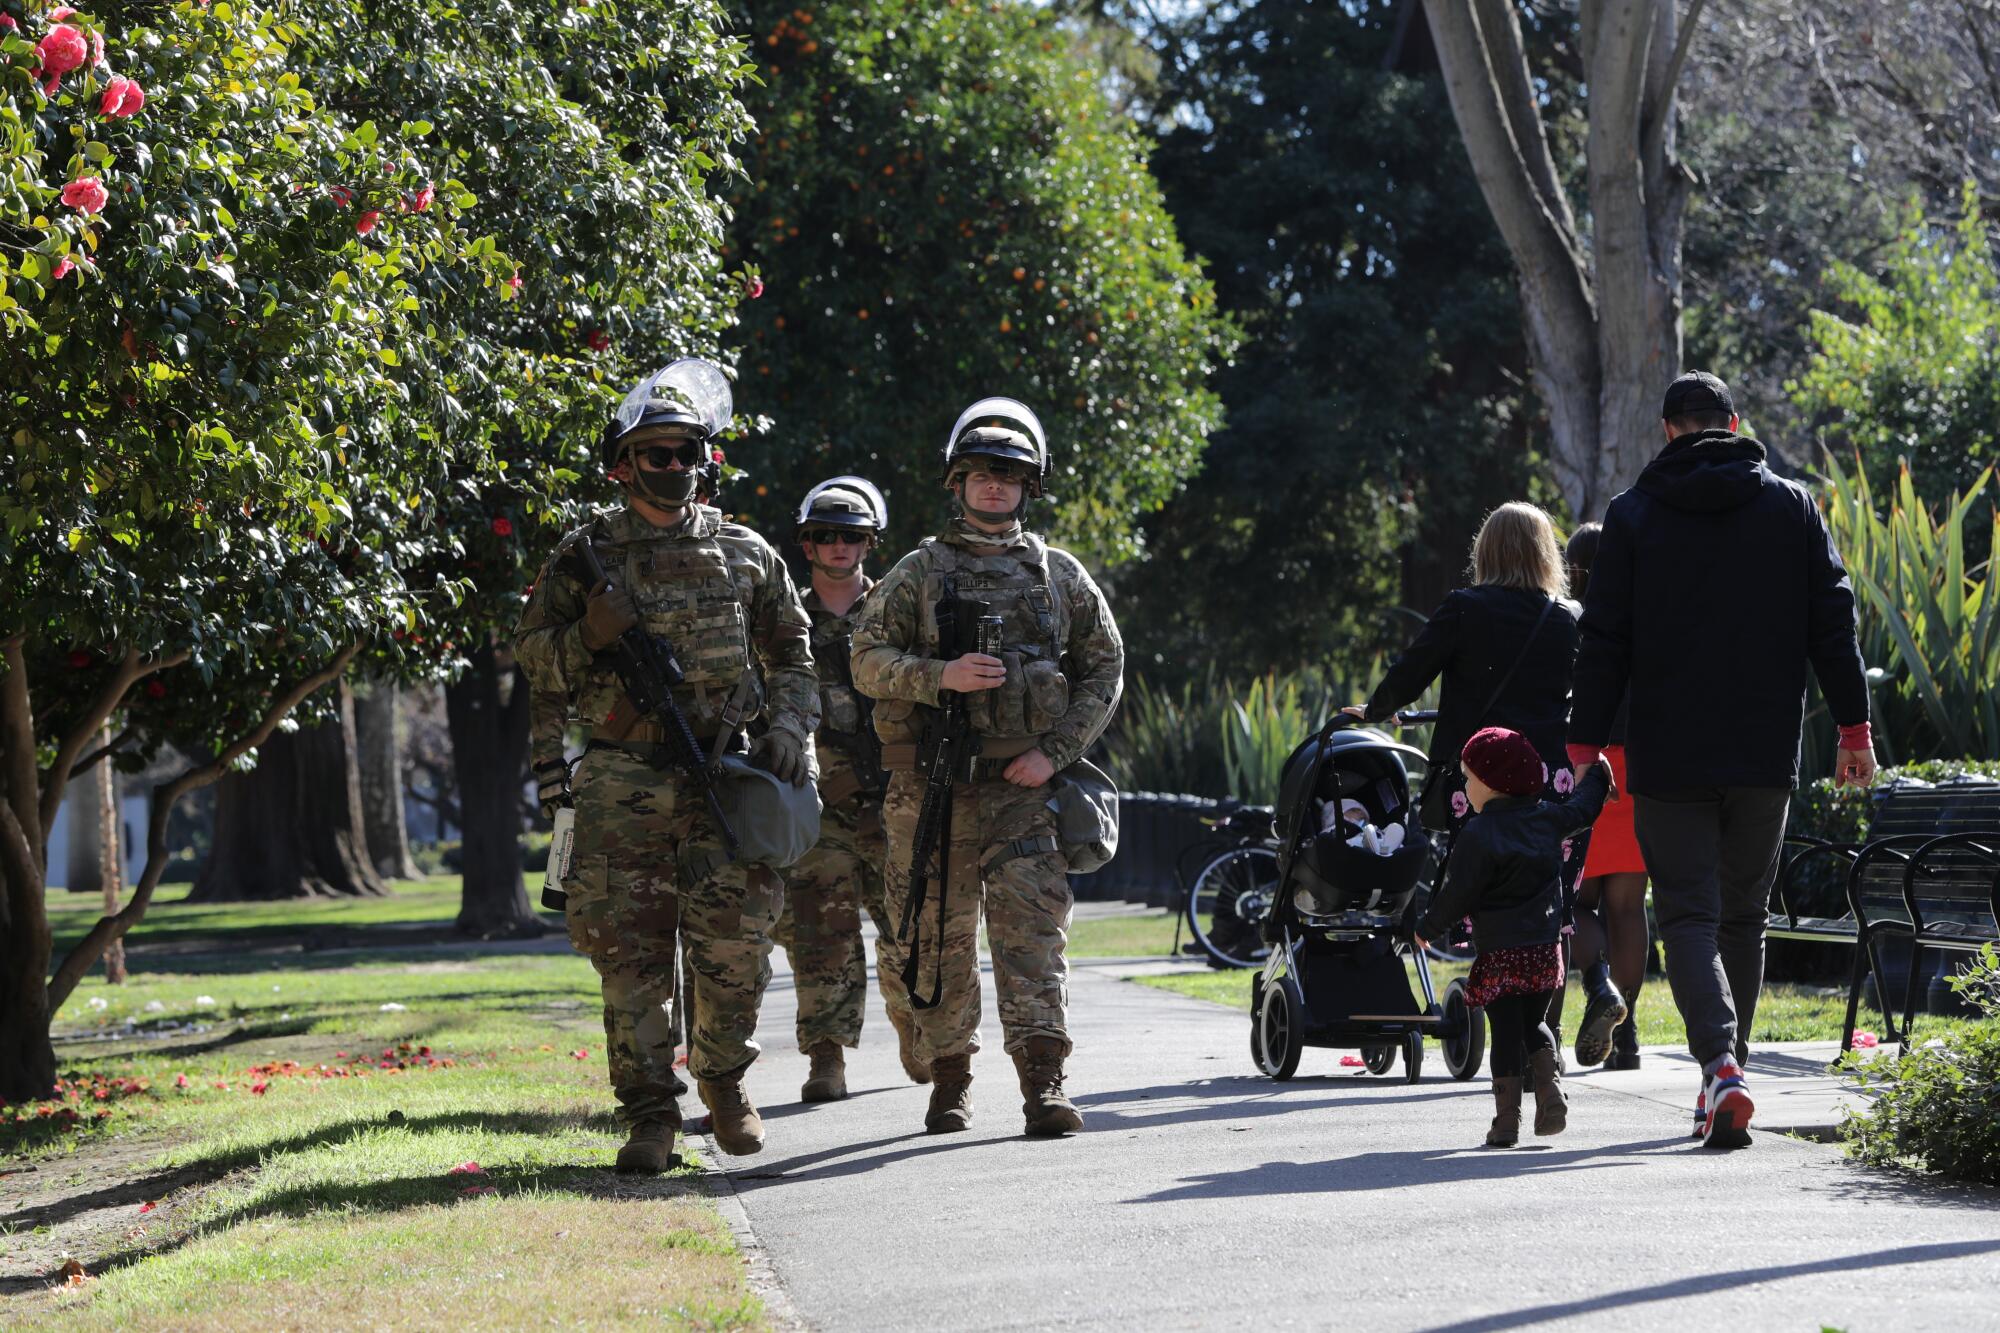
[5,947,760,1329]
[1065,908,1185,958]
[1137,962,1876,1049]
[44,874,550,960]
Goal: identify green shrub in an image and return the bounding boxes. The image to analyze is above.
[1819,456,2000,763]
[1839,942,2000,1185]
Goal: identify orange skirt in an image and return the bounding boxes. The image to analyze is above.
[1581,746,1646,878]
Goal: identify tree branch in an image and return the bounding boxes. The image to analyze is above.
[69,725,136,781]
[37,648,189,840]
[0,795,42,934]
[2,637,43,877]
[45,640,364,1010]
[1642,0,1709,168]
[1471,0,1581,240]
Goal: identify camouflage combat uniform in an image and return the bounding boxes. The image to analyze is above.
[852,517,1123,1062]
[770,580,911,1052]
[514,503,817,1126]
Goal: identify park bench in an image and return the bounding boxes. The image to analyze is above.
[1772,776,2000,1053]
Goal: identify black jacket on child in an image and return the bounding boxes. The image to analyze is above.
[1365,584,1579,827]
[1417,764,1613,953]
[1569,430,1869,795]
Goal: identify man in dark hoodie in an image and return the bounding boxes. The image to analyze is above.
[1567,371,1876,1151]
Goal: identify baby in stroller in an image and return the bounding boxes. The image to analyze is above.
[1417,727,1613,1147]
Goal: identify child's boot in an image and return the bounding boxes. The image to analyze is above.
[1485,1076,1523,1147]
[1529,1047,1568,1135]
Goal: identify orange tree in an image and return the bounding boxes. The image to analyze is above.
[0,0,512,1099]
[723,0,1233,567]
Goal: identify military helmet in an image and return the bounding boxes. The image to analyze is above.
[941,396,1048,497]
[600,357,734,468]
[795,475,888,539]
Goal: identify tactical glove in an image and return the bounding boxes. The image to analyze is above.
[750,730,809,787]
[581,580,639,650]
[534,760,572,820]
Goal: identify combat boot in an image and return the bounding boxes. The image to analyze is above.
[801,1041,848,1103]
[614,1118,680,1174]
[1529,1047,1568,1136]
[1484,1077,1523,1148]
[924,1054,973,1133]
[1012,1036,1084,1137]
[887,1005,930,1085]
[698,1075,766,1156]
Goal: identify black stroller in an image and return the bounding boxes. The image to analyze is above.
[1249,713,1486,1083]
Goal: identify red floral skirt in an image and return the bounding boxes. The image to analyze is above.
[1464,942,1565,1008]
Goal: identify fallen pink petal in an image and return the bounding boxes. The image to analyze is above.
[448,1161,485,1175]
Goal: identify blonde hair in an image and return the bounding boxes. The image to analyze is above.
[1470,502,1569,599]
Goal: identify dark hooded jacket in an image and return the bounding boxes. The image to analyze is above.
[1570,430,1868,794]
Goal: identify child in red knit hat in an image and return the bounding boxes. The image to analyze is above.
[1417,727,1613,1147]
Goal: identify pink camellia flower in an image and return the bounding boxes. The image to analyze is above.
[490,516,512,537]
[61,177,108,214]
[99,75,145,117]
[36,24,88,78]
[328,185,353,208]
[407,185,434,213]
[0,14,18,30]
[48,6,79,20]
[1851,1030,1879,1049]
[585,329,610,353]
[173,1073,190,1089]
[53,257,75,279]
[447,1161,485,1176]
[1552,767,1574,795]
[1450,790,1470,820]
[746,276,765,299]
[505,271,522,295]
[355,209,380,236]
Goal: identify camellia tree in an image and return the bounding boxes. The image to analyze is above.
[723,0,1234,568]
[283,0,755,936]
[0,0,511,1099]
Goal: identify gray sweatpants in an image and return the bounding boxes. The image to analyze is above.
[1632,788,1792,1069]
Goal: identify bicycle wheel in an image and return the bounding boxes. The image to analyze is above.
[1185,844,1279,969]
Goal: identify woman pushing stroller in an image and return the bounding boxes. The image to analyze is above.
[1417,729,1613,1146]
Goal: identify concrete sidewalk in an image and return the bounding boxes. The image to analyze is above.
[696,951,2000,1332]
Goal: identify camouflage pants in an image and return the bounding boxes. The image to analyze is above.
[770,795,911,1052]
[879,769,1073,1062]
[562,745,782,1124]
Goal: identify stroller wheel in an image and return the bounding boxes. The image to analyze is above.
[1441,978,1486,1082]
[1253,974,1304,1081]
[1402,1030,1425,1084]
[1360,1045,1396,1076]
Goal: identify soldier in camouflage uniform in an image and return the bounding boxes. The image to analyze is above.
[772,477,926,1103]
[514,359,819,1172]
[853,397,1124,1137]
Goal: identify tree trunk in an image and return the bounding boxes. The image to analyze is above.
[1422,0,1694,519]
[1,645,57,1101]
[95,732,127,984]
[63,764,105,894]
[355,677,424,881]
[446,642,540,938]
[0,921,57,1102]
[189,680,388,901]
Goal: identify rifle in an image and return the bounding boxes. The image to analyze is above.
[829,629,886,797]
[899,586,995,1009]
[576,539,739,860]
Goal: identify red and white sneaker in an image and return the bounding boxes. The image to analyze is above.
[1701,1062,1754,1149]
[1690,1089,1706,1139]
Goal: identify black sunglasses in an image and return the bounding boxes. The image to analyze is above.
[806,530,870,546]
[635,442,704,470]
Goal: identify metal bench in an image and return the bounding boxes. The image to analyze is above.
[1771,777,2000,1052]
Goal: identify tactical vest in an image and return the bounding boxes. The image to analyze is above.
[811,604,872,753]
[569,521,754,734]
[879,536,1073,745]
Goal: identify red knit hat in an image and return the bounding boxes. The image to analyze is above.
[1461,727,1545,798]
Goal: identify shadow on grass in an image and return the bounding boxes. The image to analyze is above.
[0,1109,623,1236]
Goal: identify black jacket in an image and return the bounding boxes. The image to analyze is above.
[1570,431,1869,794]
[1366,584,1579,823]
[1418,764,1612,952]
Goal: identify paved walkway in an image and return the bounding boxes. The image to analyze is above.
[699,950,2000,1332]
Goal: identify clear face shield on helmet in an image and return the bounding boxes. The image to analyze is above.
[611,358,735,509]
[796,475,888,576]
